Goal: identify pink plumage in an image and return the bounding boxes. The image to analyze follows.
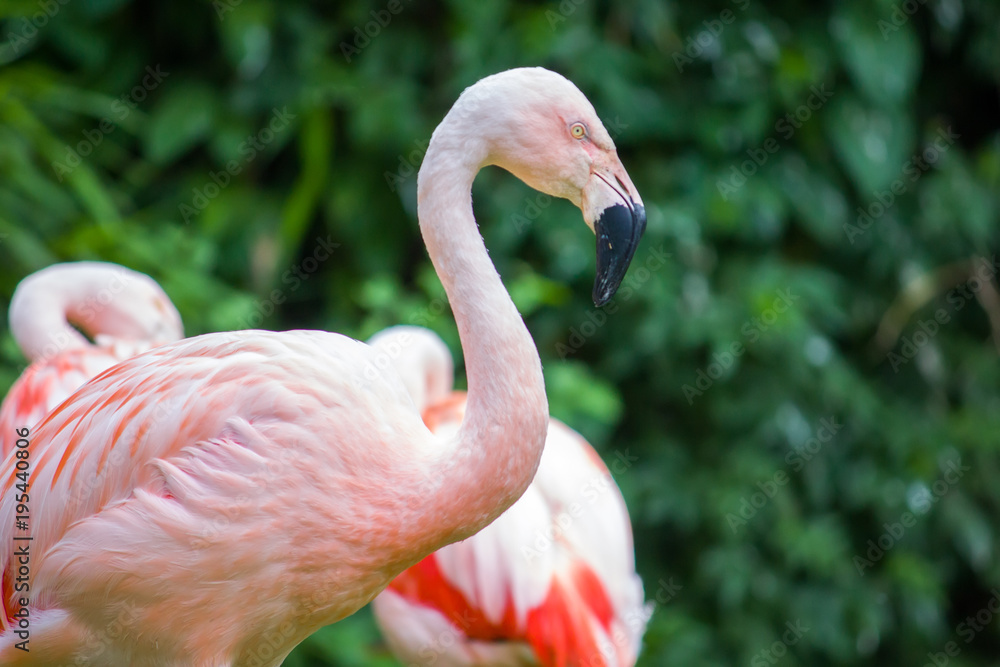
[369,327,650,667]
[0,68,646,666]
[0,262,183,457]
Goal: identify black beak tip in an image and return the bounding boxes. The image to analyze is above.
[593,289,614,308]
[592,202,646,306]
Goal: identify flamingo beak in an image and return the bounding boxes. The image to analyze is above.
[583,167,647,306]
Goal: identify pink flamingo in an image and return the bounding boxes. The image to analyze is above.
[0,262,183,456]
[367,326,650,667]
[0,68,645,665]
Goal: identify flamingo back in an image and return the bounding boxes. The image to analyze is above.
[0,330,439,666]
[0,340,157,457]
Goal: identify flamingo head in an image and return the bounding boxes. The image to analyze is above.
[10,262,184,360]
[77,266,185,347]
[466,67,648,306]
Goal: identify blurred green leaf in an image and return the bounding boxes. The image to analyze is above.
[144,82,216,164]
[1,1,999,666]
[826,94,914,193]
[831,1,921,105]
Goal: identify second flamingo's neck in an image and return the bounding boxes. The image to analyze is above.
[416,118,549,548]
[9,269,98,362]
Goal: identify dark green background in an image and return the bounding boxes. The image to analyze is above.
[2,0,999,665]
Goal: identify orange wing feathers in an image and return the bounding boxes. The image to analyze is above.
[374,394,650,667]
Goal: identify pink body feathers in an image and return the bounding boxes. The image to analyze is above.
[0,262,183,456]
[369,327,650,667]
[0,68,646,666]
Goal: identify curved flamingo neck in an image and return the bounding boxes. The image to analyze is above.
[416,117,548,546]
[9,270,95,362]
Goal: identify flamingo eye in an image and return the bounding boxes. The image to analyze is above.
[570,123,587,139]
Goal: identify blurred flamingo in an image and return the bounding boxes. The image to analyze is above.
[368,326,650,667]
[0,67,646,665]
[0,262,183,456]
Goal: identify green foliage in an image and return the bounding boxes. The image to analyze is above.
[1,0,999,664]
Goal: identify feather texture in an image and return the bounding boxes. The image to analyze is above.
[368,327,651,667]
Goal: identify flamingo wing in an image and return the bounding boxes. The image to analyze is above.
[0,340,159,457]
[378,480,555,666]
[375,396,650,667]
[525,418,651,667]
[0,330,432,664]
